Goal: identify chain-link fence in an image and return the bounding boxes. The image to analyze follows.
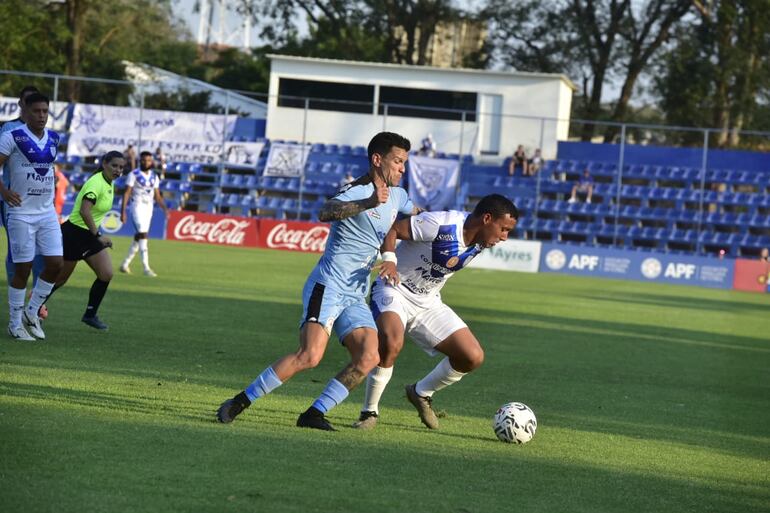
[1,69,768,257]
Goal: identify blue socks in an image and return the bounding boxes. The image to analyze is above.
[243,370,349,415]
[311,378,349,414]
[244,367,283,402]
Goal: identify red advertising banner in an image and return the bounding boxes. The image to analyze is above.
[257,219,330,253]
[733,259,770,293]
[166,211,259,247]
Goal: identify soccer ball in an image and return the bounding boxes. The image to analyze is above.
[493,402,537,444]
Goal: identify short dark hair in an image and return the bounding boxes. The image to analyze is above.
[472,194,519,220]
[367,131,411,164]
[19,86,40,100]
[23,93,49,106]
[101,150,125,167]
[139,151,153,158]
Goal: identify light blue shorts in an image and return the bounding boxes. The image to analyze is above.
[300,279,377,342]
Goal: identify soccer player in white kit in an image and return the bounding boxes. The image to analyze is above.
[354,194,518,429]
[0,93,63,341]
[119,151,167,276]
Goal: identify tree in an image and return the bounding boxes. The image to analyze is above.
[655,0,770,147]
[485,0,693,141]
[238,0,472,66]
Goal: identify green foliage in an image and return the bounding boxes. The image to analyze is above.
[1,236,769,512]
[0,0,67,96]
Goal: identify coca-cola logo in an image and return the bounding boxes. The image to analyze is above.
[172,214,252,245]
[266,223,329,252]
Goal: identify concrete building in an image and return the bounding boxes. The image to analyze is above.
[265,54,575,159]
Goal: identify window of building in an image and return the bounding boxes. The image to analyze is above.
[277,78,374,114]
[378,86,477,121]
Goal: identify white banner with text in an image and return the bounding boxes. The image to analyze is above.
[67,103,236,163]
[468,239,542,273]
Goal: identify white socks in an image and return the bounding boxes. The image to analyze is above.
[138,239,149,270]
[362,365,394,414]
[415,357,466,398]
[8,286,25,328]
[123,240,139,267]
[26,279,54,319]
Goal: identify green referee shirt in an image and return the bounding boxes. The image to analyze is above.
[69,171,114,230]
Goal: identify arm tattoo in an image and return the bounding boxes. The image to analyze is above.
[335,364,368,390]
[319,197,377,222]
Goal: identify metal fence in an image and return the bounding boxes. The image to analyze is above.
[1,69,768,257]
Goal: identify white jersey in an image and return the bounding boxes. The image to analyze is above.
[125,168,160,209]
[395,210,483,305]
[0,125,59,215]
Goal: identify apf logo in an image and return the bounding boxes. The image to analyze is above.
[545,249,566,270]
[664,262,696,280]
[641,258,662,279]
[568,254,600,271]
[100,210,123,234]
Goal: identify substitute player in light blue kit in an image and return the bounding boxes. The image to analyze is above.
[353,194,518,430]
[0,93,63,340]
[217,132,419,430]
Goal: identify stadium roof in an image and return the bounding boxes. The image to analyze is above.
[267,54,577,91]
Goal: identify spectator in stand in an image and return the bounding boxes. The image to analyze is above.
[760,247,769,262]
[568,169,594,204]
[528,148,544,176]
[508,145,528,176]
[123,144,137,171]
[153,146,167,176]
[419,133,436,157]
[341,170,355,187]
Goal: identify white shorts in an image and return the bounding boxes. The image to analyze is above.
[6,211,63,263]
[130,206,153,233]
[370,278,467,356]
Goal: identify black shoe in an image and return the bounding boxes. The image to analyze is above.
[296,406,336,431]
[216,392,251,423]
[352,410,378,429]
[81,315,108,330]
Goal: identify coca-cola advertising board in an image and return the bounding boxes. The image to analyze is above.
[166,211,259,247]
[258,219,330,253]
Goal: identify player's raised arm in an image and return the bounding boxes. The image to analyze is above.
[318,180,388,222]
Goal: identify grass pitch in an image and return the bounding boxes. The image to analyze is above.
[1,236,768,513]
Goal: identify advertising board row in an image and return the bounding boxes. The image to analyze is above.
[111,210,767,293]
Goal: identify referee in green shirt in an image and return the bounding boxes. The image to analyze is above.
[50,150,125,330]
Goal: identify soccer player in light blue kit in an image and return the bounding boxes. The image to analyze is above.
[1,86,48,292]
[217,132,418,430]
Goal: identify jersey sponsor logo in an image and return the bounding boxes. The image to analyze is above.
[265,222,329,252]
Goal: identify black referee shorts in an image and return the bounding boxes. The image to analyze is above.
[61,220,107,261]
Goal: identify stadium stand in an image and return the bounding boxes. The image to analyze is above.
[56,134,769,258]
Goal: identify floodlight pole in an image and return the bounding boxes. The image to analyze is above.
[137,87,145,153]
[297,97,309,220]
[612,124,626,246]
[695,130,709,255]
[382,104,388,131]
[533,118,545,240]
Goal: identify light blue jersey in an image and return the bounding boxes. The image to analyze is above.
[308,175,414,297]
[301,174,414,340]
